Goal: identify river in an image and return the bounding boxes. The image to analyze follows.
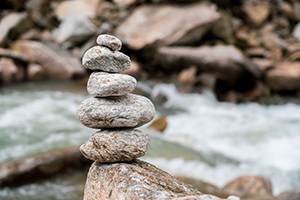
[0,80,300,199]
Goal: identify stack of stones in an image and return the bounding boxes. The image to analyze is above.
[77,34,156,163]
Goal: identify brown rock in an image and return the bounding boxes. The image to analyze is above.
[262,33,280,50]
[245,47,267,57]
[0,12,33,47]
[268,47,282,62]
[148,115,168,132]
[121,60,146,79]
[265,62,300,91]
[211,10,234,44]
[115,2,220,50]
[11,40,86,80]
[277,189,300,200]
[156,45,262,87]
[242,2,270,27]
[220,90,238,104]
[0,146,92,187]
[222,175,273,198]
[245,82,270,102]
[0,47,29,63]
[27,63,45,81]
[251,58,275,71]
[197,73,217,90]
[178,66,197,85]
[83,159,227,200]
[80,128,150,162]
[279,2,295,20]
[0,57,18,84]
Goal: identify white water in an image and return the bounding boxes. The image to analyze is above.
[0,82,300,197]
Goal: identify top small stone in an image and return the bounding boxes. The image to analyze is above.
[96,34,122,51]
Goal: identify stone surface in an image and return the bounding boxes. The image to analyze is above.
[77,93,155,128]
[0,146,92,187]
[156,45,261,87]
[115,2,220,50]
[0,47,29,63]
[277,189,300,200]
[11,40,86,80]
[87,71,137,97]
[96,34,122,51]
[0,57,18,84]
[82,46,131,72]
[265,62,300,91]
[0,12,33,47]
[222,175,273,198]
[27,63,45,81]
[178,66,197,85]
[148,115,168,132]
[293,22,300,41]
[52,13,95,46]
[80,128,150,162]
[242,2,270,27]
[83,159,227,200]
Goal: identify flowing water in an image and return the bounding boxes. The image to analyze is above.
[0,81,300,199]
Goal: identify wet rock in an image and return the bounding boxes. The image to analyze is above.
[87,71,137,97]
[222,175,273,198]
[0,12,33,47]
[265,62,300,91]
[148,115,168,132]
[80,128,150,162]
[115,2,220,50]
[156,45,262,87]
[27,63,45,81]
[82,46,131,72]
[77,93,155,128]
[83,159,227,200]
[51,0,101,21]
[0,146,92,187]
[241,1,270,27]
[11,40,86,80]
[0,57,18,84]
[277,188,300,200]
[245,82,270,102]
[96,34,122,51]
[52,13,95,46]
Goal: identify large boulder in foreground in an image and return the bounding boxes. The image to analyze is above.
[115,2,220,50]
[156,45,262,87]
[84,159,229,200]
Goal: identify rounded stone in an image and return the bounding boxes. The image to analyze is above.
[76,93,155,128]
[79,128,150,162]
[82,46,131,72]
[96,34,122,51]
[87,71,137,97]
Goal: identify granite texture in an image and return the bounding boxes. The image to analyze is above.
[96,34,122,51]
[83,159,227,200]
[76,93,155,128]
[87,71,137,97]
[82,46,131,72]
[80,128,150,162]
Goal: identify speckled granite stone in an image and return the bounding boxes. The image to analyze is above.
[82,46,131,72]
[79,128,150,162]
[76,93,155,128]
[96,34,122,51]
[87,71,137,97]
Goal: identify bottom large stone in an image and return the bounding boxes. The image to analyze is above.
[83,159,227,200]
[79,128,150,163]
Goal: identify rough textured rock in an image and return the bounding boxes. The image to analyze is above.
[76,93,155,128]
[96,34,122,51]
[0,47,29,63]
[242,2,270,27]
[87,71,137,97]
[115,2,220,50]
[277,189,300,200]
[0,146,92,187]
[222,175,273,198]
[82,46,131,72]
[156,45,261,87]
[83,159,227,200]
[265,62,300,91]
[11,40,86,80]
[52,13,95,46]
[80,128,150,162]
[0,57,18,84]
[0,12,33,47]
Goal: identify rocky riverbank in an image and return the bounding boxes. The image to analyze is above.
[1,0,300,103]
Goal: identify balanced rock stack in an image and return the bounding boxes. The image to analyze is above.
[76,34,155,164]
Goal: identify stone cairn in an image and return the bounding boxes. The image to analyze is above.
[77,34,155,164]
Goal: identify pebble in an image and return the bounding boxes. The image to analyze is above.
[79,128,150,162]
[96,34,122,51]
[82,46,131,72]
[76,93,155,128]
[87,71,137,97]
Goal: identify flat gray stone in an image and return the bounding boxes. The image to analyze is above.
[82,46,131,72]
[87,71,137,97]
[79,128,150,162]
[96,34,122,51]
[76,93,155,128]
